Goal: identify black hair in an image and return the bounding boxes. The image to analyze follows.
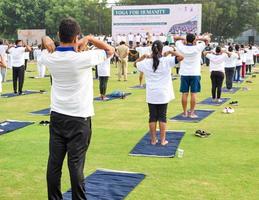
[120,41,126,45]
[186,33,195,44]
[0,39,3,45]
[249,45,252,50]
[240,44,245,48]
[59,17,81,43]
[215,46,221,53]
[164,41,169,46]
[228,46,233,52]
[142,42,147,46]
[151,40,163,72]
[15,40,22,45]
[235,44,240,51]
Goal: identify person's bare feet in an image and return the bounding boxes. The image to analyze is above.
[161,140,168,146]
[182,112,188,117]
[189,112,198,118]
[151,139,158,145]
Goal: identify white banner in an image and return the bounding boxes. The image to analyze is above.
[112,4,202,37]
[17,29,46,45]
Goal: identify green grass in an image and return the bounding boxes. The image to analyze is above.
[0,62,259,200]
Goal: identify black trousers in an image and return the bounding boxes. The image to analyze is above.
[12,66,25,94]
[210,71,224,99]
[225,67,235,89]
[24,59,28,71]
[99,76,109,95]
[47,111,92,200]
[246,65,252,74]
[148,103,168,123]
[95,66,98,79]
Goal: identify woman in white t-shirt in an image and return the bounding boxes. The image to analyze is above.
[97,58,111,100]
[135,40,184,146]
[204,46,230,102]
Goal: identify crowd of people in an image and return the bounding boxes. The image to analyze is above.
[0,17,259,199]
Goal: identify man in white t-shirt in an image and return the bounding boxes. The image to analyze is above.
[135,33,141,46]
[7,40,32,95]
[175,33,211,118]
[40,18,114,200]
[128,32,134,47]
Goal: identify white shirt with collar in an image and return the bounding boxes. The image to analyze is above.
[176,40,205,76]
[40,47,107,118]
[8,46,26,67]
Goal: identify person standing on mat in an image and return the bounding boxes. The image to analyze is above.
[7,40,32,95]
[204,46,231,102]
[0,39,8,82]
[40,17,114,200]
[174,33,211,118]
[116,41,129,81]
[135,40,184,146]
[234,44,242,82]
[97,57,111,100]
[225,46,239,91]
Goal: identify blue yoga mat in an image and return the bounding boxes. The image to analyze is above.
[170,110,215,123]
[222,87,240,94]
[130,84,146,89]
[94,93,132,101]
[1,90,45,98]
[30,108,50,116]
[198,97,230,106]
[129,130,185,158]
[63,169,145,200]
[0,120,34,135]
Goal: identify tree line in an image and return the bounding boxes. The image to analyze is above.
[0,0,258,40]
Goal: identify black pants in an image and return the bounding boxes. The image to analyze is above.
[225,67,235,89]
[95,66,98,79]
[12,66,25,94]
[210,71,224,99]
[99,76,109,95]
[246,65,252,74]
[24,59,28,71]
[47,111,92,200]
[148,103,168,123]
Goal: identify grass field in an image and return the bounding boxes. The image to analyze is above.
[0,62,259,200]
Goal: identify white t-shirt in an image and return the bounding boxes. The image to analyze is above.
[40,48,107,118]
[121,36,127,42]
[128,34,134,42]
[246,49,254,65]
[159,35,166,43]
[225,52,238,68]
[136,56,177,104]
[236,51,242,66]
[24,52,30,60]
[135,35,141,43]
[135,46,152,57]
[0,45,8,57]
[97,58,111,77]
[117,35,122,43]
[8,47,26,67]
[176,41,205,76]
[107,36,113,43]
[162,46,173,55]
[206,53,228,72]
[240,50,246,63]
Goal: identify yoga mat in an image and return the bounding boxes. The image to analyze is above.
[129,130,185,158]
[1,90,46,98]
[198,97,230,106]
[30,108,50,116]
[63,169,145,200]
[28,75,51,79]
[170,109,215,123]
[222,87,240,94]
[94,93,132,101]
[129,84,146,89]
[0,120,34,136]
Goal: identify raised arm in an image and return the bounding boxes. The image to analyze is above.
[134,54,148,68]
[0,55,7,68]
[42,36,56,53]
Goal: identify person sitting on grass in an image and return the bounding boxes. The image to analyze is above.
[174,33,211,118]
[40,17,114,200]
[204,46,231,102]
[135,40,184,146]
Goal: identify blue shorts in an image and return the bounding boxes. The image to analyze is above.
[180,76,201,93]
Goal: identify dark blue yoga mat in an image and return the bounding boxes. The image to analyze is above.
[1,90,45,98]
[198,97,230,106]
[129,130,185,158]
[222,87,240,94]
[63,169,145,200]
[94,93,132,101]
[130,84,146,89]
[170,110,215,123]
[30,108,50,116]
[0,120,34,135]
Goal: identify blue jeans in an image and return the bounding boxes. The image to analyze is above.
[234,66,241,81]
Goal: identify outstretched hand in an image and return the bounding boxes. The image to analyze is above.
[42,36,55,53]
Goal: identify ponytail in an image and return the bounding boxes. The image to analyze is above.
[152,40,163,72]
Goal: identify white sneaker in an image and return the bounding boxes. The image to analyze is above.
[228,107,235,114]
[217,99,223,103]
[223,107,228,114]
